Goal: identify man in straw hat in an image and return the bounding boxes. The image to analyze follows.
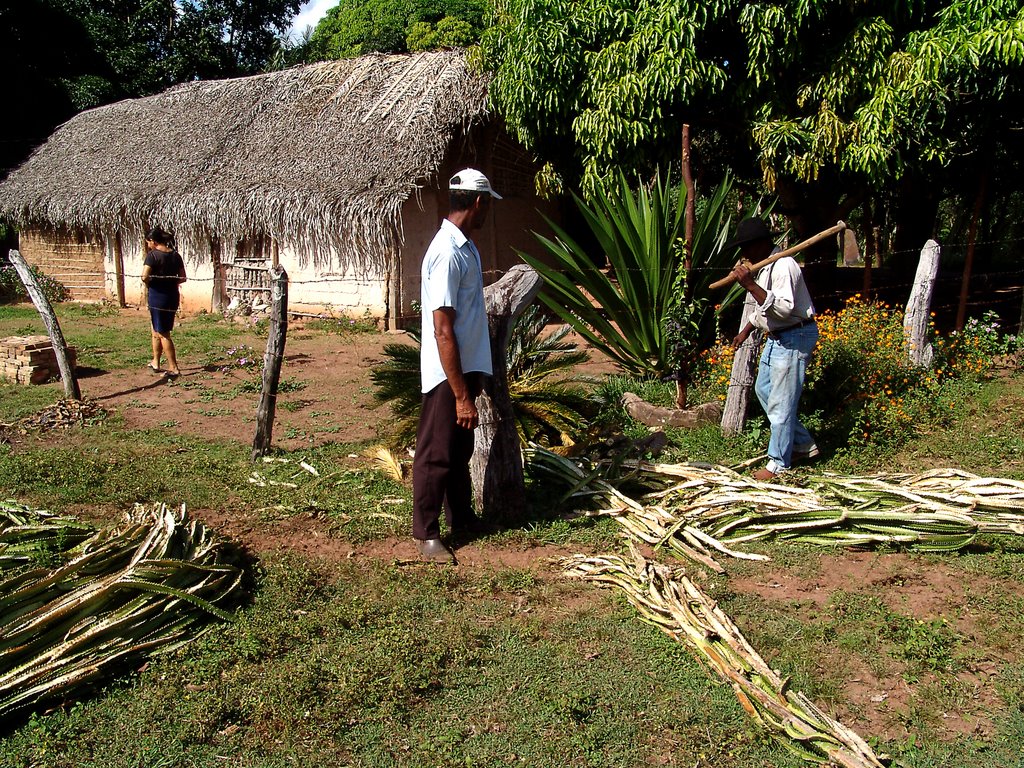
[728,217,820,481]
[412,168,502,562]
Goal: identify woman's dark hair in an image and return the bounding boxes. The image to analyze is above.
[146,227,175,247]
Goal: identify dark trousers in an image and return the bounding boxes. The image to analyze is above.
[411,376,482,540]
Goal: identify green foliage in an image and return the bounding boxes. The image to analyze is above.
[407,16,476,52]
[0,266,71,305]
[520,169,737,383]
[506,305,594,447]
[482,0,1024,252]
[370,305,593,448]
[308,0,488,59]
[482,0,730,193]
[369,330,422,447]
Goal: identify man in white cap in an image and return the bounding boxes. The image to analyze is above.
[412,168,502,562]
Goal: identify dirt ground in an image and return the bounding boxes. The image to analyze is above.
[81,321,401,450]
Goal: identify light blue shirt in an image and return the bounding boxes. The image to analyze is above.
[420,219,492,393]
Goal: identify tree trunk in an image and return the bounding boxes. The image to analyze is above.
[904,241,940,367]
[7,248,81,399]
[470,265,543,523]
[956,173,987,331]
[251,265,288,459]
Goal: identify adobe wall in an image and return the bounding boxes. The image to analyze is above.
[18,228,105,300]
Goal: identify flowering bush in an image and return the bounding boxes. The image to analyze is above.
[803,296,1012,450]
[940,310,1020,378]
[0,265,71,304]
[687,341,736,404]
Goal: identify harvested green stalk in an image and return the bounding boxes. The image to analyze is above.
[0,503,245,722]
[0,501,95,573]
[526,447,1024,565]
[563,549,890,767]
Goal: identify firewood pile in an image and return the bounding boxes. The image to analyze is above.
[0,399,105,440]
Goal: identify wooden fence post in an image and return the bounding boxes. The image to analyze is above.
[7,248,81,400]
[470,264,543,523]
[903,240,940,367]
[720,302,761,435]
[251,265,288,459]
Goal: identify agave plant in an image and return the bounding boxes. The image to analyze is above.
[517,169,742,405]
[370,304,593,449]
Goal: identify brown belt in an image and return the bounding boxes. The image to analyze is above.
[768,316,816,340]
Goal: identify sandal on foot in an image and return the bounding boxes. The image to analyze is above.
[147,363,162,373]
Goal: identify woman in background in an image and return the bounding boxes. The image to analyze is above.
[141,227,186,378]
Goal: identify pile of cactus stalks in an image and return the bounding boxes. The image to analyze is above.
[0,502,245,721]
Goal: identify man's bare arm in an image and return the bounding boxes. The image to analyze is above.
[433,307,478,429]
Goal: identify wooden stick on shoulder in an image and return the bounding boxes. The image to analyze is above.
[709,221,847,290]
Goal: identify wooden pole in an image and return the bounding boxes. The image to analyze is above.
[114,232,126,308]
[469,264,543,524]
[904,240,940,367]
[681,124,696,275]
[676,124,697,409]
[709,221,847,290]
[251,265,288,459]
[7,249,81,399]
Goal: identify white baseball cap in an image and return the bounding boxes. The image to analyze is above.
[449,168,502,199]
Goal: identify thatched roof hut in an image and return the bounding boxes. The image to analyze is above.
[0,51,551,322]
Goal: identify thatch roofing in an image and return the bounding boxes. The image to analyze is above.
[0,51,490,269]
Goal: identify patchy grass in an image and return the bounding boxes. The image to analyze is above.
[0,304,256,372]
[0,555,800,768]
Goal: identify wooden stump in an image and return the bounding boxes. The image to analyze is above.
[470,265,543,523]
[721,301,762,435]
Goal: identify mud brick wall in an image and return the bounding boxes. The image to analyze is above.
[19,228,105,300]
[0,335,78,385]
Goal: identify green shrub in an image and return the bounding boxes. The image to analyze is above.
[0,265,71,304]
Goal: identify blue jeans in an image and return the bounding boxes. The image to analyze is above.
[755,323,818,473]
